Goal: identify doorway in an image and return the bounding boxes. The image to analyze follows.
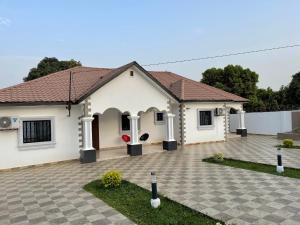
[92,114,100,150]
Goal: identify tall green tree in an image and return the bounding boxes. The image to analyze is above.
[286,72,300,108]
[202,65,259,99]
[274,85,289,110]
[256,87,279,111]
[202,65,259,111]
[23,57,82,81]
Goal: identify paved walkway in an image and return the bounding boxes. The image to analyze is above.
[1,135,300,225]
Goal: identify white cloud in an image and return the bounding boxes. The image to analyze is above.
[0,17,11,27]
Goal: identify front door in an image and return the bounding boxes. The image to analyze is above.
[92,115,100,150]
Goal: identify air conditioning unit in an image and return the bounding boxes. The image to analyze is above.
[214,108,225,116]
[0,117,20,130]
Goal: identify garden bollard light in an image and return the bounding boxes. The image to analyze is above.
[276,147,284,173]
[150,172,161,208]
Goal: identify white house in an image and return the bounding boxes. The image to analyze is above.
[0,61,247,169]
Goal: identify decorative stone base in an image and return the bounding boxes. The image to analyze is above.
[236,128,247,137]
[150,198,161,208]
[127,144,142,156]
[80,149,96,163]
[276,165,284,173]
[163,140,177,151]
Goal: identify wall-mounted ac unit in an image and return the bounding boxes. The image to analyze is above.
[214,108,225,116]
[0,117,20,130]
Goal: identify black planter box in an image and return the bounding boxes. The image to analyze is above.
[127,144,142,156]
[163,140,177,151]
[236,128,247,137]
[80,149,96,163]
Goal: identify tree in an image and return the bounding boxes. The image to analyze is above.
[23,57,82,81]
[201,65,300,112]
[286,72,300,108]
[274,85,289,110]
[202,65,259,99]
[256,87,279,111]
[202,65,260,112]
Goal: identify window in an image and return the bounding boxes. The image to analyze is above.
[23,120,52,143]
[154,112,165,124]
[121,114,130,131]
[19,117,55,148]
[198,110,214,128]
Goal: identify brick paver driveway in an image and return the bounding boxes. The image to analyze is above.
[1,135,300,225]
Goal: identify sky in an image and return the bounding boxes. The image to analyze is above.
[0,0,300,90]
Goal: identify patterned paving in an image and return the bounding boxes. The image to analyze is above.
[0,135,300,225]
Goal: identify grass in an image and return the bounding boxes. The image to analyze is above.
[84,180,224,225]
[203,157,300,179]
[275,145,300,149]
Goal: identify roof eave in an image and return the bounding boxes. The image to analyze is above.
[0,101,70,106]
[180,99,248,103]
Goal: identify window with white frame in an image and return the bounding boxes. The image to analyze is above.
[197,109,214,128]
[154,112,165,124]
[19,117,55,146]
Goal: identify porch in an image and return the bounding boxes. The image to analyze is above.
[87,106,177,162]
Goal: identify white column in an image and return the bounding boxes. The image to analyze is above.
[239,110,246,129]
[82,117,94,150]
[165,113,175,141]
[128,115,139,145]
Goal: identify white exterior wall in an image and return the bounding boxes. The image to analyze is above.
[0,105,81,169]
[140,111,165,144]
[98,109,165,149]
[229,111,293,135]
[171,104,181,142]
[89,66,173,115]
[184,102,228,144]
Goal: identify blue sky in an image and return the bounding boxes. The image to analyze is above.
[0,0,300,89]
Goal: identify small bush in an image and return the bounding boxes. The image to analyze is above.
[212,152,224,163]
[283,139,294,148]
[101,170,122,188]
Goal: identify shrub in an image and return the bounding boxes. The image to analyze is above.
[101,170,122,188]
[283,139,294,148]
[212,152,224,163]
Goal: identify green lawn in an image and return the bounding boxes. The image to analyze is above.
[275,145,300,149]
[203,157,300,179]
[84,180,224,225]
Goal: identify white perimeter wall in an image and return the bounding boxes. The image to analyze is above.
[184,102,227,144]
[98,109,165,149]
[229,111,293,135]
[0,105,81,169]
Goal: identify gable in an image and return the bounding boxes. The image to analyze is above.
[89,66,177,115]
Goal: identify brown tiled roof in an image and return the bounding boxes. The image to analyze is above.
[0,61,247,105]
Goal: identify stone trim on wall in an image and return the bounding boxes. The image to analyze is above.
[84,97,92,117]
[167,99,172,113]
[223,105,229,141]
[179,103,186,145]
[77,97,92,150]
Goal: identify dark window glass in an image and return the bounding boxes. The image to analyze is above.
[156,112,164,121]
[199,111,212,126]
[121,114,130,131]
[23,120,51,143]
